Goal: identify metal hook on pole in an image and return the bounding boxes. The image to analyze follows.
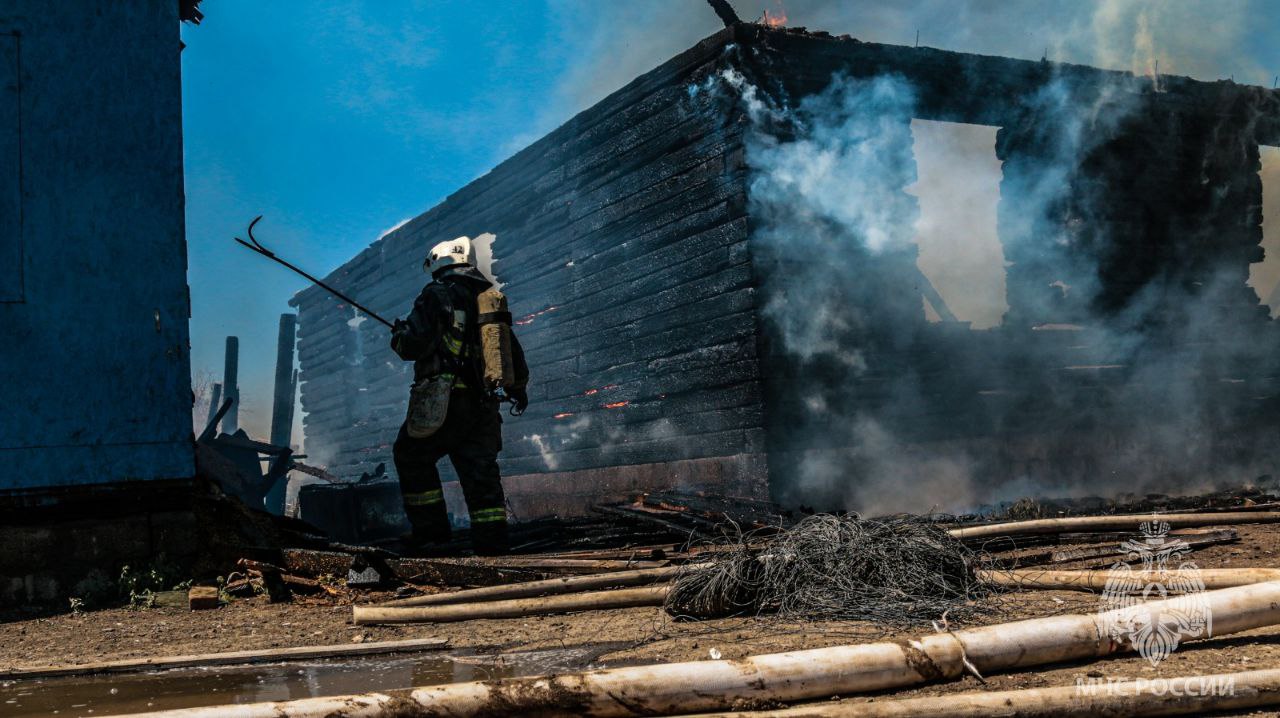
[234,215,395,329]
[245,215,272,256]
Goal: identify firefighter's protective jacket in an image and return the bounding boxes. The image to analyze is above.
[391,266,529,392]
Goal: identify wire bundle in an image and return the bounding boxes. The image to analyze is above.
[665,514,996,627]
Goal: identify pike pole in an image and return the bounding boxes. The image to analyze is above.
[235,216,524,415]
[233,215,394,329]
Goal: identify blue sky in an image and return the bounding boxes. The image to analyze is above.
[181,1,601,440]
[181,0,1280,444]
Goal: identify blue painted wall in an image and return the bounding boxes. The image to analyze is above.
[0,2,194,490]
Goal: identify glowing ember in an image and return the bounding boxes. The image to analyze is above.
[761,6,786,27]
[601,384,619,391]
[553,412,574,419]
[583,388,599,396]
[515,305,560,326]
[603,401,629,409]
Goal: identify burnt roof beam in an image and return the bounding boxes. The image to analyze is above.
[706,0,741,28]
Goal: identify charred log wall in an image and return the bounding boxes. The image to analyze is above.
[737,26,1280,509]
[291,29,767,513]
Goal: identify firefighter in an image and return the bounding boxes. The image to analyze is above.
[390,237,528,555]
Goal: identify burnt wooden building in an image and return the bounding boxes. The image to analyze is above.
[292,24,1280,522]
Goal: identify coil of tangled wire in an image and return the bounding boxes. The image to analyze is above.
[664,513,1000,628]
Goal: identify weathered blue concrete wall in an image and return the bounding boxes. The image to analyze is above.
[0,2,193,490]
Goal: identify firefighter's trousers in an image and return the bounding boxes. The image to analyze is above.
[392,390,508,553]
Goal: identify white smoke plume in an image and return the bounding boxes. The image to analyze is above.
[525,433,559,471]
[713,27,1274,513]
[537,0,1270,136]
[745,73,920,368]
[907,119,1006,329]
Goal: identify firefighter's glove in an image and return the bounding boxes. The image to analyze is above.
[509,387,529,414]
[390,319,411,357]
[391,319,410,344]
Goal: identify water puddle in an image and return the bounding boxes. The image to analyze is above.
[0,643,627,716]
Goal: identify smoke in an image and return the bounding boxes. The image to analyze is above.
[190,368,217,433]
[793,418,979,517]
[520,414,591,472]
[734,72,960,512]
[525,433,559,471]
[715,24,1276,513]
[537,0,1270,137]
[749,75,919,255]
[745,73,921,371]
[474,3,1276,513]
[1080,0,1259,81]
[907,119,1006,329]
[377,216,414,240]
[517,412,686,474]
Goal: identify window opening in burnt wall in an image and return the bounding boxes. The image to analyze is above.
[905,119,1005,329]
[1248,145,1280,317]
[0,34,20,303]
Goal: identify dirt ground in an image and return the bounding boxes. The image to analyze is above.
[5,523,1280,714]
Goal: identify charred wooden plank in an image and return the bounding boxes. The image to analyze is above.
[394,557,547,587]
[706,0,741,27]
[280,548,353,578]
[641,490,787,527]
[591,504,706,537]
[997,528,1239,568]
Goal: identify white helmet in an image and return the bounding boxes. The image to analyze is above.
[425,236,475,276]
